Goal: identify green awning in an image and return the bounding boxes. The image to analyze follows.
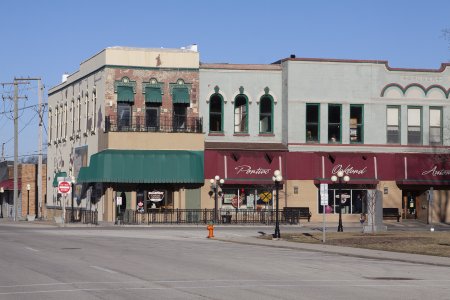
[117,86,134,102]
[145,87,162,103]
[77,150,204,184]
[172,87,190,104]
[52,171,67,187]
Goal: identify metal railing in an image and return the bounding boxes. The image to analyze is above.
[65,209,98,225]
[121,209,303,225]
[105,115,203,133]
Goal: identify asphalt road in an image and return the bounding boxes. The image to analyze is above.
[0,224,449,300]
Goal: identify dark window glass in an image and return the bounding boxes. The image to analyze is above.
[306,104,319,142]
[209,94,222,132]
[259,96,272,133]
[117,102,131,130]
[328,104,341,143]
[234,96,248,133]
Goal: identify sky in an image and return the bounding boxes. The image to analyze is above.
[0,0,449,160]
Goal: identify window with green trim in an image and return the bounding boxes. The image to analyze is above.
[387,106,400,144]
[234,95,248,133]
[328,104,341,143]
[209,94,223,132]
[350,105,363,143]
[407,107,422,145]
[306,103,320,142]
[259,96,273,134]
[430,107,442,145]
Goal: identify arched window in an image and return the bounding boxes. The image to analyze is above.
[234,95,248,133]
[209,94,223,132]
[259,96,273,133]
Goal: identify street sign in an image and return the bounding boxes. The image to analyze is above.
[58,181,71,194]
[320,184,328,205]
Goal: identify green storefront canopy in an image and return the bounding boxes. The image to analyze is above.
[172,87,190,104]
[145,87,162,103]
[117,86,134,102]
[52,171,67,187]
[77,150,204,184]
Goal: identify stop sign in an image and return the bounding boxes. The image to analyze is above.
[58,181,71,194]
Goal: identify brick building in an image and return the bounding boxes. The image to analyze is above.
[0,161,47,219]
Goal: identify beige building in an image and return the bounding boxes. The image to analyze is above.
[47,46,204,222]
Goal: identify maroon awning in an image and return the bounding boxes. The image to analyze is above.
[395,154,450,185]
[314,152,378,185]
[0,178,22,190]
[205,150,286,184]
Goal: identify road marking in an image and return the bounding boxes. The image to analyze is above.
[1,282,450,295]
[89,266,118,274]
[24,247,39,252]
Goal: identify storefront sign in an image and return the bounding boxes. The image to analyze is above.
[259,191,272,203]
[421,166,450,176]
[148,191,164,202]
[235,165,271,175]
[332,164,367,175]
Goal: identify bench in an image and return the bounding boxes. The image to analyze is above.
[283,207,311,224]
[383,208,401,222]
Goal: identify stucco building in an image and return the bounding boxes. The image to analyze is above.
[47,46,204,222]
[47,46,450,224]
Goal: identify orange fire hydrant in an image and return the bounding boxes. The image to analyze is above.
[207,224,214,238]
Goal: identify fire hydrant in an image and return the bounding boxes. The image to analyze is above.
[207,224,214,238]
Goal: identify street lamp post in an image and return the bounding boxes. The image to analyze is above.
[71,176,76,222]
[26,184,31,216]
[331,170,350,232]
[210,175,224,223]
[0,187,4,218]
[272,170,283,239]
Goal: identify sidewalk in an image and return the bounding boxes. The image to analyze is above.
[215,234,450,267]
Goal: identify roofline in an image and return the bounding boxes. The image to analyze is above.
[274,57,450,73]
[200,63,281,71]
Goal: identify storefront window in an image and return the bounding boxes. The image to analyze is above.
[318,188,366,214]
[222,187,274,210]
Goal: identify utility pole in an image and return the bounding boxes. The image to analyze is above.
[1,79,35,221]
[14,77,43,221]
[37,79,43,219]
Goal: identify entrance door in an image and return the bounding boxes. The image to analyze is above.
[402,191,417,219]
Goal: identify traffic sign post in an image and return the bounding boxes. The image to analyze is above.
[320,184,328,243]
[58,180,72,225]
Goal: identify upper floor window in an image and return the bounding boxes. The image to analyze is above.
[430,107,442,145]
[209,93,223,132]
[234,95,248,133]
[407,107,422,145]
[328,104,341,143]
[306,103,319,142]
[387,106,400,144]
[259,95,273,134]
[350,105,363,143]
[117,102,132,131]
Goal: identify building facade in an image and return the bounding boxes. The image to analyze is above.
[47,46,450,224]
[47,46,204,222]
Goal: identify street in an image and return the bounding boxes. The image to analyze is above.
[0,224,449,299]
